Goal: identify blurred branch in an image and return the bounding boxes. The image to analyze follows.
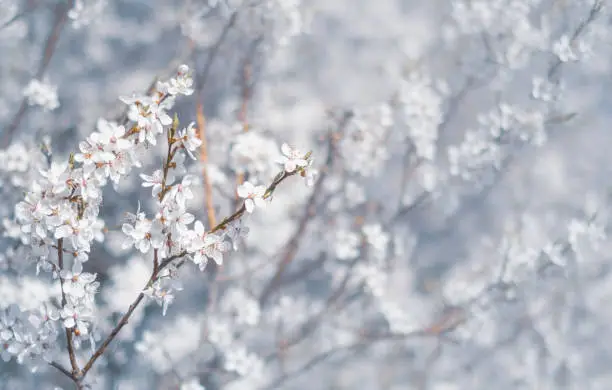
[263,328,431,390]
[194,10,240,91]
[264,248,366,368]
[258,111,353,306]
[548,0,603,79]
[0,1,42,31]
[271,252,328,289]
[264,305,466,390]
[57,239,81,376]
[234,60,253,206]
[2,0,73,147]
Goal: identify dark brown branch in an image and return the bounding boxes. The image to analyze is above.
[57,239,80,376]
[49,360,75,380]
[81,114,181,377]
[80,290,146,377]
[76,165,301,381]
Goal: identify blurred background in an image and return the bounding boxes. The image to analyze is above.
[2,0,612,389]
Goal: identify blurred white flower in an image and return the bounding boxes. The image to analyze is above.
[180,378,205,390]
[23,79,59,111]
[332,229,361,260]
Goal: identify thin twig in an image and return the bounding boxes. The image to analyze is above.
[194,10,240,90]
[262,329,430,390]
[234,61,252,205]
[264,247,366,368]
[258,111,353,306]
[80,289,147,377]
[76,164,302,381]
[0,3,40,32]
[80,115,183,378]
[57,239,81,376]
[49,360,75,380]
[547,0,603,79]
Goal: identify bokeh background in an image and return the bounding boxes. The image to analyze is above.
[2,0,612,389]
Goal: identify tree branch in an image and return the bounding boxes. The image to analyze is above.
[57,239,81,376]
[76,163,303,381]
[258,111,353,306]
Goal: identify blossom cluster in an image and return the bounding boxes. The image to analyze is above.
[0,303,60,368]
[9,66,199,364]
[5,58,316,386]
[3,0,612,389]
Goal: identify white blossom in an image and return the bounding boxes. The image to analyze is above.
[122,217,164,254]
[140,170,165,198]
[143,276,183,316]
[59,261,97,299]
[176,122,201,159]
[237,181,266,213]
[277,143,309,173]
[23,79,59,111]
[190,221,230,269]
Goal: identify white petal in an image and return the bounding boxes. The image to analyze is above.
[281,143,291,156]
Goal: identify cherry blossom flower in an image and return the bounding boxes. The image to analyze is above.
[237,181,266,213]
[33,303,60,330]
[168,175,195,208]
[157,206,194,237]
[54,217,95,253]
[140,170,165,197]
[94,119,131,151]
[122,96,173,145]
[225,220,250,251]
[176,122,201,159]
[122,217,164,254]
[39,162,70,195]
[0,305,19,341]
[60,261,97,299]
[190,221,229,269]
[144,276,183,316]
[15,193,47,240]
[60,299,92,336]
[277,143,309,173]
[166,64,194,96]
